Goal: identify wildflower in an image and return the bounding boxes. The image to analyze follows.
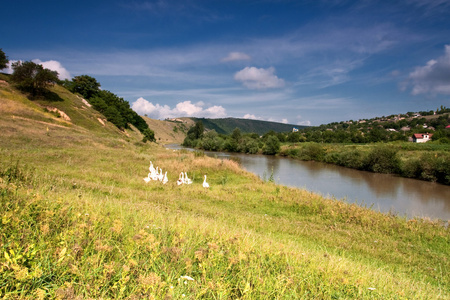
[180,275,195,281]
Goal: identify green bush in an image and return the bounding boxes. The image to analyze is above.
[299,143,325,161]
[400,157,422,179]
[242,138,259,154]
[335,150,365,169]
[262,136,280,155]
[364,146,399,174]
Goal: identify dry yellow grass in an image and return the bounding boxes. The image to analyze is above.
[144,117,193,144]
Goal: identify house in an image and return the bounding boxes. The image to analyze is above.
[292,127,299,132]
[412,133,433,143]
[400,126,411,132]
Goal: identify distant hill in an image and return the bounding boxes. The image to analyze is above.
[186,117,307,135]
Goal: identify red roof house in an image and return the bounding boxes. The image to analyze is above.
[412,133,433,143]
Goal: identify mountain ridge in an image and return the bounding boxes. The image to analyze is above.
[185,117,307,135]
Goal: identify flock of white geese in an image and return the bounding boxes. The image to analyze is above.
[144,161,209,188]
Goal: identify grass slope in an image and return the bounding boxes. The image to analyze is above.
[0,82,449,299]
[143,116,190,145]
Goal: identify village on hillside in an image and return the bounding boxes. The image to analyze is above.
[290,106,450,144]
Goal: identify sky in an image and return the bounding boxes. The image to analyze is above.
[1,0,450,126]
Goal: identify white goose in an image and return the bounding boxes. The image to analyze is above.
[143,173,151,183]
[150,167,159,181]
[177,172,184,185]
[162,171,168,184]
[158,168,164,182]
[203,175,209,188]
[184,172,193,184]
[149,161,155,174]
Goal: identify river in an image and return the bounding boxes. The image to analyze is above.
[166,144,450,221]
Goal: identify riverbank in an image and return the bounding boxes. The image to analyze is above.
[277,142,450,185]
[185,125,450,185]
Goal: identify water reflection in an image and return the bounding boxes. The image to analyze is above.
[165,144,450,220]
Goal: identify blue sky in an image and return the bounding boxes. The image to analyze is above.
[2,0,450,126]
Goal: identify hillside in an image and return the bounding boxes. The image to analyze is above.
[188,117,306,135]
[144,116,193,144]
[0,74,144,142]
[0,78,448,299]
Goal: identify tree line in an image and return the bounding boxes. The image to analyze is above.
[183,122,281,155]
[61,75,155,142]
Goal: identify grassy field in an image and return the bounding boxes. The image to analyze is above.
[0,80,449,299]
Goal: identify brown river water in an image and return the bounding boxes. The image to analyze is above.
[166,145,450,221]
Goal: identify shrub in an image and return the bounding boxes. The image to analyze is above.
[364,146,399,174]
[400,157,422,179]
[335,150,365,169]
[242,138,259,154]
[299,143,325,161]
[262,136,280,155]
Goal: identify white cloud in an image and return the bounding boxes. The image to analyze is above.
[295,115,311,126]
[33,59,71,80]
[221,52,251,62]
[297,120,311,126]
[243,114,259,120]
[234,66,285,89]
[131,98,226,119]
[408,45,450,95]
[243,114,290,124]
[2,61,15,74]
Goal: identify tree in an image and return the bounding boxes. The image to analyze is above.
[0,49,8,70]
[262,135,280,155]
[142,128,156,143]
[104,106,126,129]
[69,75,101,99]
[11,61,59,96]
[201,130,222,151]
[187,121,204,140]
[231,128,242,142]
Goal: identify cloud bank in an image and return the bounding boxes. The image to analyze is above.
[131,98,227,119]
[243,113,289,124]
[221,52,251,62]
[234,67,285,89]
[408,45,450,95]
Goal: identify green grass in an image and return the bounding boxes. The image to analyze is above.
[0,84,449,299]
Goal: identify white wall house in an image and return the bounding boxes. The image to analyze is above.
[412,133,433,143]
